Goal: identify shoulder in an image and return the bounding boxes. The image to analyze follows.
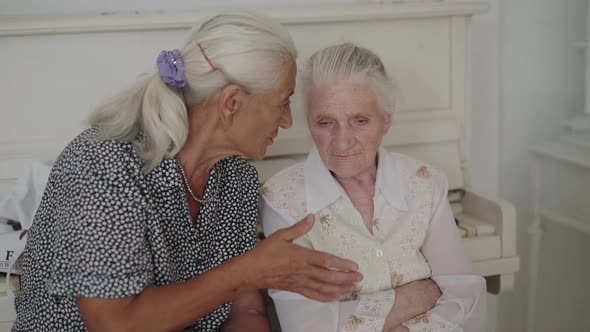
[261,162,305,191]
[260,162,307,223]
[216,155,259,185]
[52,127,147,200]
[214,156,260,202]
[58,127,142,172]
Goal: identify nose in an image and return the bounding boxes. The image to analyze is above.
[279,107,293,129]
[334,125,355,151]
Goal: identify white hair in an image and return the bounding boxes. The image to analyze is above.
[302,43,395,114]
[88,10,297,171]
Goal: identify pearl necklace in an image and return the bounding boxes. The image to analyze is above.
[176,157,207,204]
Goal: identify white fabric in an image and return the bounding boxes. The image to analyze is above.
[0,161,50,305]
[261,147,486,332]
[0,160,51,231]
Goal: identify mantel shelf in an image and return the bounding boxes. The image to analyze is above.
[531,135,590,169]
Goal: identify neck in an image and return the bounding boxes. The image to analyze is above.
[334,163,378,193]
[176,103,243,182]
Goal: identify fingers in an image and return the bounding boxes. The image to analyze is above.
[308,250,359,272]
[307,266,363,285]
[303,274,357,296]
[275,214,315,242]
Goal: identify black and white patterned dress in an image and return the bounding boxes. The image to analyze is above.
[12,128,260,332]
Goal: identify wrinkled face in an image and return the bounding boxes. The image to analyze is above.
[307,80,392,178]
[234,61,296,160]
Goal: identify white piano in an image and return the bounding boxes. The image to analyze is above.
[0,2,519,330]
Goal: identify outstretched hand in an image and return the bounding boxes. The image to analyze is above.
[240,214,363,302]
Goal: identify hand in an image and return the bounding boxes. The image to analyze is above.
[238,214,363,302]
[384,278,441,328]
[384,325,410,332]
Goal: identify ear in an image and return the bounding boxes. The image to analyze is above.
[382,111,393,135]
[217,84,245,127]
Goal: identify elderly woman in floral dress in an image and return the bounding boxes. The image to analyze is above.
[261,43,487,332]
[12,13,365,332]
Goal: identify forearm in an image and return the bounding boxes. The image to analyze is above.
[383,293,422,329]
[79,255,249,332]
[383,279,441,329]
[221,288,271,332]
[130,259,244,331]
[221,311,271,332]
[386,276,486,332]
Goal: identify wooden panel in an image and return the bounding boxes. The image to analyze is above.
[389,141,464,189]
[0,18,452,146]
[0,3,484,193]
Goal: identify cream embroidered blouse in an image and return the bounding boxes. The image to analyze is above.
[260,147,486,332]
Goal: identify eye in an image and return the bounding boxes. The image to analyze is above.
[317,120,333,128]
[353,118,369,125]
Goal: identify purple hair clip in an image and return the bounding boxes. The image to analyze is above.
[156,49,187,88]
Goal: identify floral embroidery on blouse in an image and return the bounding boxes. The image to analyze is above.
[390,271,404,287]
[414,312,431,324]
[344,315,364,331]
[317,212,337,235]
[319,213,333,225]
[416,165,432,179]
[373,218,380,230]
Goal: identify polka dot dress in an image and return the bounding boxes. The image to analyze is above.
[12,128,259,332]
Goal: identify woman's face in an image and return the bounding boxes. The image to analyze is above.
[233,61,296,160]
[307,80,392,179]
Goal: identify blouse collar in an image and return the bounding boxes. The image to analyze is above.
[304,146,408,214]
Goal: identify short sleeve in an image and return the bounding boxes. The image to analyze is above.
[46,146,153,299]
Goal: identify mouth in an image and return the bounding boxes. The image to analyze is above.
[333,153,360,158]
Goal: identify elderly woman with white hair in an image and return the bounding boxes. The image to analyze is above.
[12,12,366,332]
[261,43,487,332]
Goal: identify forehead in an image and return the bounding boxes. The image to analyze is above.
[307,80,378,115]
[256,60,296,102]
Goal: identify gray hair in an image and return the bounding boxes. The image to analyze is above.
[302,43,395,114]
[88,10,297,171]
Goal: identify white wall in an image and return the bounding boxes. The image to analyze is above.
[498,1,588,332]
[462,1,501,331]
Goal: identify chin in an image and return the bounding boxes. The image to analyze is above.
[249,147,267,161]
[327,159,371,178]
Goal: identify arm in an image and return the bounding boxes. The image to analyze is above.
[77,258,251,332]
[76,215,361,332]
[383,172,485,332]
[383,279,442,329]
[221,289,270,332]
[409,173,487,331]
